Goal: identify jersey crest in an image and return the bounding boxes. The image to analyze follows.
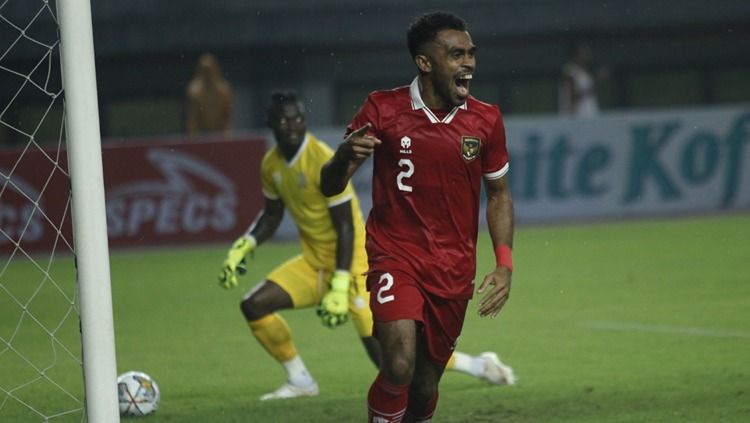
[461,136,480,161]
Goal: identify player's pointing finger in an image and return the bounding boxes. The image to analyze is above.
[347,123,372,140]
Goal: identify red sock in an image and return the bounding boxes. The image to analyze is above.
[367,372,409,423]
[406,390,438,422]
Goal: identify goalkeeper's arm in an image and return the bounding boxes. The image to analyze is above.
[316,200,355,327]
[246,197,285,246]
[218,197,284,288]
[330,200,355,275]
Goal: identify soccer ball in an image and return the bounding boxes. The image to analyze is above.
[117,371,160,416]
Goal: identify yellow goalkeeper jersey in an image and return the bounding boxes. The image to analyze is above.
[260,132,367,273]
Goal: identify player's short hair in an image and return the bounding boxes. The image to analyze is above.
[267,90,305,122]
[407,11,468,58]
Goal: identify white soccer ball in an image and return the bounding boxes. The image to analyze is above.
[117,371,160,416]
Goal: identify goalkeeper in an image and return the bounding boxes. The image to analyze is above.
[219,91,515,401]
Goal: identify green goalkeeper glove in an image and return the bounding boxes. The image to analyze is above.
[316,270,351,328]
[218,235,257,289]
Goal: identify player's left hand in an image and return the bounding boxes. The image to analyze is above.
[316,270,351,328]
[218,235,256,289]
[477,267,512,319]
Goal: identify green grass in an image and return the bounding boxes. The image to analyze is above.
[2,214,750,422]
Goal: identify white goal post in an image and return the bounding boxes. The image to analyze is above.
[0,0,119,421]
[57,0,120,421]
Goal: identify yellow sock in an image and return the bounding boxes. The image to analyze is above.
[248,314,297,363]
[445,353,456,370]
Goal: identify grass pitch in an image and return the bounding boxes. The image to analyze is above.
[2,214,749,422]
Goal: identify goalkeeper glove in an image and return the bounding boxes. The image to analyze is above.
[218,234,257,289]
[316,270,351,328]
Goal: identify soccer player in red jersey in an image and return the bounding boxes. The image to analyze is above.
[321,11,514,423]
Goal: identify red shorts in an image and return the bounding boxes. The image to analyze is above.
[367,269,468,365]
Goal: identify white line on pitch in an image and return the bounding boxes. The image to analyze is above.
[582,321,750,339]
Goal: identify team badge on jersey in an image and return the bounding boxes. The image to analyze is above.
[461,136,480,161]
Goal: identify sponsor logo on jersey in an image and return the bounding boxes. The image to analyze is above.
[461,136,480,161]
[399,136,412,154]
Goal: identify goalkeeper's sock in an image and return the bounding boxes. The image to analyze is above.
[249,314,297,363]
[249,314,315,388]
[445,353,457,370]
[447,351,484,378]
[282,355,316,388]
[368,372,408,423]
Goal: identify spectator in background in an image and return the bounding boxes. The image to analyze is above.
[185,53,234,136]
[558,43,608,117]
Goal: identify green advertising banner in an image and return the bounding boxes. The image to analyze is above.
[505,105,750,222]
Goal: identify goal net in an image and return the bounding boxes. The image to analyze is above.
[1,0,119,421]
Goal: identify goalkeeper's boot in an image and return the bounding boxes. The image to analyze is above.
[478,352,517,386]
[259,380,320,401]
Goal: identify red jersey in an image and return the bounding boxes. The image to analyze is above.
[347,77,509,299]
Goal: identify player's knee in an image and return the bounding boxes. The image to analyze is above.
[239,295,268,321]
[383,354,415,385]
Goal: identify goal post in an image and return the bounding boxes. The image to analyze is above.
[1,0,120,420]
[57,0,120,421]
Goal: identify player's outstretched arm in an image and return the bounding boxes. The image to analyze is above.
[477,176,514,318]
[320,123,380,197]
[218,197,284,289]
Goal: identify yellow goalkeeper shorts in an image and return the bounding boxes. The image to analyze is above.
[265,254,372,337]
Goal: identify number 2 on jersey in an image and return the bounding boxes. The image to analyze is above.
[397,158,414,192]
[376,273,395,304]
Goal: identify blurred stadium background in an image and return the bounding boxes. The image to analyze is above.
[1,0,749,140]
[4,0,750,243]
[1,1,749,422]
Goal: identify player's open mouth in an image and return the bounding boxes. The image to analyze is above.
[455,73,472,98]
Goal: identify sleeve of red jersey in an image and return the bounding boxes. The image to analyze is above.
[482,105,510,180]
[345,94,379,139]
